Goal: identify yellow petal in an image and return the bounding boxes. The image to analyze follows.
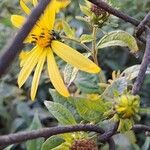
[11,15,26,28]
[121,95,128,105]
[18,46,42,88]
[116,106,126,112]
[40,0,56,30]
[20,0,31,14]
[47,48,70,97]
[31,49,47,100]
[19,50,32,67]
[51,41,100,73]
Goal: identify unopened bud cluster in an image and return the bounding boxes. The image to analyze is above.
[70,139,98,150]
[115,94,140,119]
[91,4,107,16]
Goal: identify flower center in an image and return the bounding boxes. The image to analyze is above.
[31,29,53,48]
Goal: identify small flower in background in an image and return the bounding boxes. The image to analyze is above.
[111,93,140,132]
[11,0,100,100]
[103,93,140,132]
[115,94,140,119]
[86,94,100,101]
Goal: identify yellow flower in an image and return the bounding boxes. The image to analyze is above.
[115,94,140,118]
[11,0,100,100]
[86,94,100,101]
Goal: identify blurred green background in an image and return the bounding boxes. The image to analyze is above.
[0,0,150,149]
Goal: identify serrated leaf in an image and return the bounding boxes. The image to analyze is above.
[102,77,127,101]
[121,65,150,80]
[62,20,74,38]
[26,112,44,150]
[80,34,93,43]
[74,98,107,122]
[41,136,65,150]
[49,89,81,122]
[97,30,139,53]
[79,4,91,16]
[75,72,101,94]
[44,101,76,125]
[141,137,150,150]
[49,89,76,107]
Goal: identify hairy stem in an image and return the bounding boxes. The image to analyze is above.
[92,25,99,65]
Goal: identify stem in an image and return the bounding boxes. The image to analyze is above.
[132,29,150,95]
[61,36,92,52]
[0,124,115,149]
[92,25,99,65]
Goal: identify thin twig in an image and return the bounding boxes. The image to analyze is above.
[99,122,119,142]
[0,0,51,77]
[132,29,150,95]
[136,11,150,38]
[133,124,150,132]
[0,124,115,150]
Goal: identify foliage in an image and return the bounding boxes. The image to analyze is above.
[0,0,150,150]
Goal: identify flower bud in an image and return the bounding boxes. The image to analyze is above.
[70,139,98,150]
[115,94,140,119]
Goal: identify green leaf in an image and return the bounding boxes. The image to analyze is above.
[74,98,107,122]
[141,137,150,150]
[44,101,77,125]
[49,89,81,122]
[75,16,89,23]
[118,119,133,133]
[63,64,78,86]
[121,65,150,80]
[41,136,65,150]
[26,112,44,150]
[124,131,136,144]
[51,143,69,150]
[80,34,93,43]
[75,72,101,94]
[62,20,74,38]
[79,4,91,16]
[4,145,14,150]
[140,108,150,115]
[102,77,127,101]
[49,89,76,107]
[97,30,139,53]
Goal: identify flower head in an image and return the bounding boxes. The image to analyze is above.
[115,94,140,118]
[11,0,100,100]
